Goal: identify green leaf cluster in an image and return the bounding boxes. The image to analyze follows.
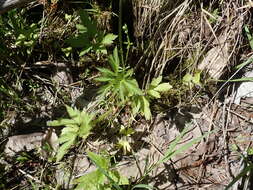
[47,106,94,161]
[96,47,142,102]
[147,76,172,98]
[74,151,129,190]
[132,76,172,120]
[66,10,117,56]
[0,10,39,55]
[96,48,173,120]
[15,23,39,54]
[183,71,201,87]
[117,139,131,155]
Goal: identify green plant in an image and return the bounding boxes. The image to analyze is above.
[137,124,212,183]
[74,151,129,190]
[122,24,133,65]
[182,71,201,87]
[0,78,22,122]
[225,141,253,190]
[244,25,253,50]
[47,105,94,161]
[14,23,39,55]
[203,8,219,24]
[116,126,135,155]
[216,55,253,83]
[225,156,253,189]
[131,76,172,120]
[96,47,143,102]
[96,47,173,120]
[66,10,117,57]
[225,163,253,190]
[1,10,39,55]
[117,139,132,155]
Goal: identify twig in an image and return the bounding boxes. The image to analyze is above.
[18,169,41,184]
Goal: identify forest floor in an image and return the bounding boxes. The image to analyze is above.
[1,0,253,189]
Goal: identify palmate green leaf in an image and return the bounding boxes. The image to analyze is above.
[97,46,107,55]
[95,76,115,82]
[108,47,120,73]
[80,46,92,56]
[58,131,77,144]
[81,111,94,124]
[98,83,112,97]
[151,76,162,87]
[124,68,134,78]
[78,10,97,38]
[183,73,192,83]
[73,110,92,126]
[101,33,117,45]
[147,89,161,98]
[47,118,77,127]
[58,134,76,146]
[119,81,126,101]
[74,170,105,190]
[79,125,92,138]
[123,79,143,96]
[131,96,141,115]
[87,151,110,170]
[108,170,129,185]
[88,159,122,190]
[113,47,120,71]
[96,67,117,78]
[56,126,77,161]
[154,83,172,92]
[119,126,135,136]
[56,137,76,162]
[66,105,79,119]
[192,72,201,86]
[75,151,126,190]
[79,112,94,139]
[60,124,78,134]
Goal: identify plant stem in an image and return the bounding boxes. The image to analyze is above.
[118,0,124,67]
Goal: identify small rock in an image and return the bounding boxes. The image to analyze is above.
[4,130,58,158]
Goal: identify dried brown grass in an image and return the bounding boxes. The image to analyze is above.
[133,0,250,91]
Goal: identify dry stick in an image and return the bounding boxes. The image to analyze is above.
[18,169,42,184]
[224,86,235,179]
[226,108,253,125]
[0,0,36,14]
[222,97,230,179]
